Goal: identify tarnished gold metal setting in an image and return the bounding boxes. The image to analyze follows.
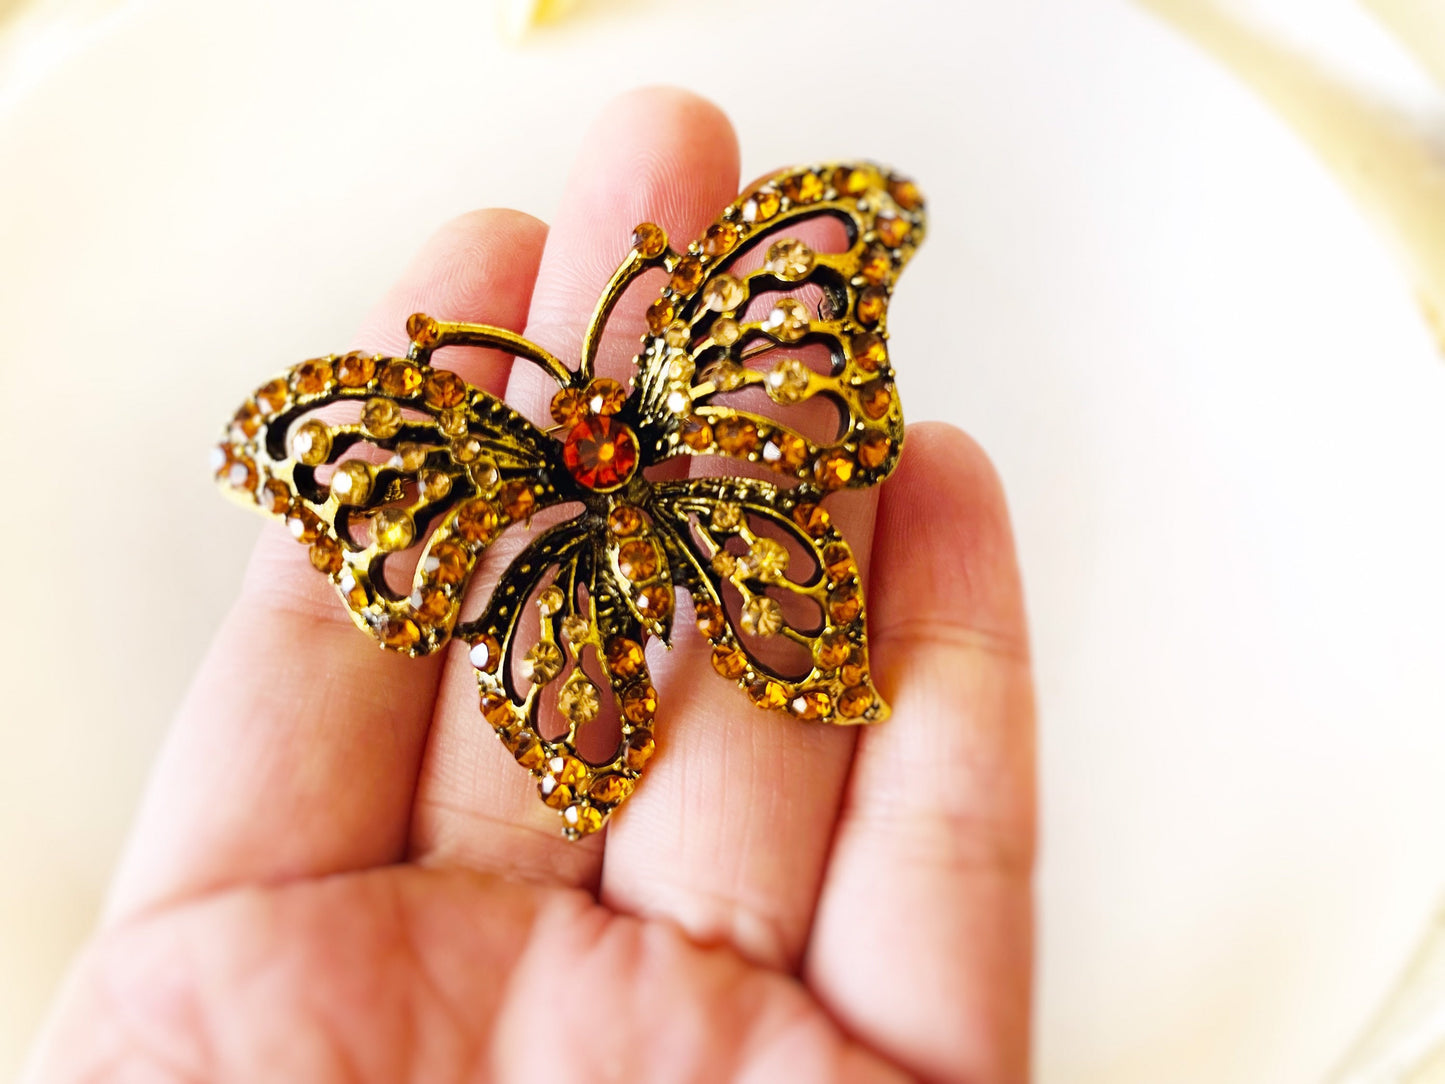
[212,163,926,838]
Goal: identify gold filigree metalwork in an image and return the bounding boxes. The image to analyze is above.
[212,162,926,837]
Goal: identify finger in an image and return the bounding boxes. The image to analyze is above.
[408,87,741,886]
[805,422,1037,1083]
[106,209,548,921]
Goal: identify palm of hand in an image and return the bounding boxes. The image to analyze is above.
[27,90,1034,1084]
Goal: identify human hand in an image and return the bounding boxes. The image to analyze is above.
[26,88,1035,1084]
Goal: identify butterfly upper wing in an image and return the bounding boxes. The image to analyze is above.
[212,349,564,656]
[633,162,924,492]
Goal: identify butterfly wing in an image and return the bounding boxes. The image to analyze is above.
[649,477,886,724]
[212,347,564,656]
[632,162,924,491]
[457,517,659,836]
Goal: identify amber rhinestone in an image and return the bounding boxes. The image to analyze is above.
[362,397,403,438]
[791,502,831,537]
[858,244,892,286]
[232,402,262,438]
[742,538,789,582]
[329,461,372,505]
[828,583,862,624]
[405,312,440,347]
[814,629,852,669]
[766,238,815,280]
[379,615,421,650]
[338,567,369,609]
[856,287,887,327]
[262,479,291,514]
[405,587,447,625]
[782,171,823,204]
[679,415,713,451]
[291,420,331,466]
[372,508,415,551]
[604,637,646,681]
[546,754,586,787]
[336,352,377,387]
[617,539,659,581]
[741,595,785,637]
[564,803,605,835]
[455,500,500,544]
[438,410,469,439]
[646,297,675,336]
[498,481,536,521]
[711,316,741,346]
[670,255,704,295]
[743,188,780,223]
[586,378,627,416]
[702,274,745,313]
[889,177,923,210]
[748,679,789,709]
[625,728,656,770]
[859,379,893,420]
[832,165,874,196]
[521,641,564,685]
[857,430,892,469]
[286,506,322,544]
[550,387,588,426]
[424,540,468,587]
[540,777,574,808]
[876,215,911,248]
[469,632,502,672]
[423,369,466,410]
[837,685,875,718]
[421,469,451,501]
[590,773,634,805]
[621,684,658,724]
[222,454,257,492]
[822,542,854,581]
[557,673,601,726]
[292,358,333,396]
[791,690,833,720]
[711,644,748,680]
[694,597,726,639]
[764,299,810,344]
[634,584,672,619]
[379,360,424,397]
[840,651,867,689]
[256,378,289,414]
[851,333,888,372]
[632,222,667,257]
[511,730,545,769]
[608,504,645,536]
[563,415,640,491]
[703,222,738,257]
[766,357,811,403]
[814,449,856,490]
[714,416,759,456]
[763,433,809,471]
[308,536,343,575]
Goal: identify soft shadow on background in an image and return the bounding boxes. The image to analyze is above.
[2,1,1444,1082]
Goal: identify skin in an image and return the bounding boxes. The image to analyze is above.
[24,88,1036,1084]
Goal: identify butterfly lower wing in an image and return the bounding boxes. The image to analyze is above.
[630,162,922,491]
[457,520,658,836]
[650,477,887,725]
[213,350,563,656]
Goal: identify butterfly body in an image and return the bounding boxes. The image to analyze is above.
[214,162,925,836]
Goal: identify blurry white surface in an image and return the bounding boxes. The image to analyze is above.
[1,1,1444,1081]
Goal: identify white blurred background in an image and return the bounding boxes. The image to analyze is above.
[2,1,1444,1080]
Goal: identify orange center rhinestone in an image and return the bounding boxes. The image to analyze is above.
[562,415,639,491]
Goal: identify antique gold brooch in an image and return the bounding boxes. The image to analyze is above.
[213,163,925,837]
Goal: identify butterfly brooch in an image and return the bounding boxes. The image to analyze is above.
[213,162,925,837]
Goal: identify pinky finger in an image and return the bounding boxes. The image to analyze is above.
[803,422,1037,1083]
